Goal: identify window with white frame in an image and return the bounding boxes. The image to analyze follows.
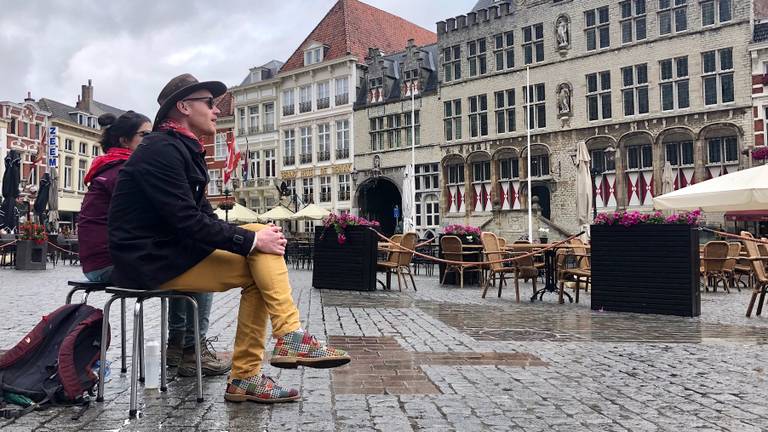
[207,169,221,195]
[444,99,462,141]
[64,157,73,189]
[64,138,74,152]
[77,160,87,191]
[665,140,694,168]
[659,0,688,35]
[316,81,330,109]
[304,47,323,66]
[493,31,514,71]
[78,142,87,155]
[586,71,612,121]
[706,136,738,165]
[404,111,420,147]
[336,120,349,159]
[660,56,690,110]
[299,85,312,113]
[386,114,402,149]
[418,194,440,228]
[338,174,351,201]
[447,164,465,185]
[263,103,274,132]
[468,94,488,138]
[335,77,349,105]
[319,176,331,202]
[251,150,260,179]
[522,24,544,64]
[91,146,99,157]
[530,152,550,177]
[415,163,439,194]
[282,89,295,116]
[702,47,734,105]
[524,83,547,129]
[591,148,616,173]
[499,157,520,179]
[467,38,487,77]
[370,117,384,151]
[248,106,259,134]
[628,144,654,170]
[283,130,295,166]
[238,108,246,134]
[585,6,610,51]
[620,0,647,44]
[701,0,731,26]
[302,178,314,204]
[264,149,275,178]
[442,45,462,82]
[495,89,516,134]
[299,127,312,164]
[622,64,649,116]
[317,123,331,161]
[214,133,227,160]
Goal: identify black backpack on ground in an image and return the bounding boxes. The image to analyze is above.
[0,303,109,419]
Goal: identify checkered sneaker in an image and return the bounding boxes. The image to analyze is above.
[270,329,351,369]
[224,374,299,404]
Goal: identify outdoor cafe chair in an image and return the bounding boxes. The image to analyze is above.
[65,281,204,418]
[440,235,483,289]
[480,231,532,301]
[700,241,730,293]
[739,231,768,317]
[557,244,591,304]
[377,234,403,290]
[722,242,744,292]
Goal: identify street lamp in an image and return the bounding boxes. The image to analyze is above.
[215,179,239,222]
[589,146,616,219]
[278,181,299,212]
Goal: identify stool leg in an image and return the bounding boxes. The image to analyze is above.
[97,295,119,402]
[65,287,80,304]
[129,300,142,418]
[160,297,168,392]
[120,298,127,373]
[186,296,204,403]
[138,303,145,383]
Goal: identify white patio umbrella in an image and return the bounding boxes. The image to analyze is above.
[575,141,592,238]
[661,161,675,195]
[653,164,768,211]
[401,164,415,232]
[257,205,294,222]
[214,202,260,224]
[48,170,59,228]
[289,203,331,220]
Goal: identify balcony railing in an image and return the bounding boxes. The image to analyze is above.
[283,156,295,166]
[336,148,350,159]
[317,151,330,162]
[299,101,312,113]
[316,97,330,109]
[338,191,351,201]
[302,194,312,204]
[248,126,259,135]
[319,192,331,202]
[335,94,349,106]
[282,105,294,116]
[300,154,313,164]
[237,128,245,136]
[263,124,275,132]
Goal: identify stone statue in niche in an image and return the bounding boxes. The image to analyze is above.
[557,83,572,116]
[556,15,570,49]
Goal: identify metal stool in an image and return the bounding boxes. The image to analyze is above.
[67,281,204,417]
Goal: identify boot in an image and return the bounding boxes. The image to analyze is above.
[178,337,231,377]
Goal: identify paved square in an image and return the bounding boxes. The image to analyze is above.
[1,264,767,431]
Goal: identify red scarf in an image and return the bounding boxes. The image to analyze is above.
[157,119,204,152]
[84,147,133,185]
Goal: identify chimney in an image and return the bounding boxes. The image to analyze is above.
[24,91,34,103]
[80,79,93,112]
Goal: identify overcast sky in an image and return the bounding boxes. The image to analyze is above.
[0,0,470,118]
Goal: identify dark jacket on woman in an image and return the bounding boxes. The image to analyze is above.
[78,160,125,273]
[108,130,255,289]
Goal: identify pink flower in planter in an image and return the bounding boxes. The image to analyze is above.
[337,233,347,245]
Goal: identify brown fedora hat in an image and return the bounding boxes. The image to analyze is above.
[153,73,227,128]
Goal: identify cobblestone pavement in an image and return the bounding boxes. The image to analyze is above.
[1,264,768,431]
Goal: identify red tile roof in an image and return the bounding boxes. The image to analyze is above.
[214,91,234,117]
[280,0,436,73]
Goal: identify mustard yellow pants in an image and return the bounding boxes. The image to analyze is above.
[160,223,301,379]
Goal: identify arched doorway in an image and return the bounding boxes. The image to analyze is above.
[357,177,401,236]
[531,185,551,219]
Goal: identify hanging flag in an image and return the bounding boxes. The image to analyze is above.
[223,131,241,185]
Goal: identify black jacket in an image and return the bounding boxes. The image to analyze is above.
[108,130,255,289]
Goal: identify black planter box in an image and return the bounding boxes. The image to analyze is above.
[15,240,47,270]
[312,227,377,291]
[591,224,700,317]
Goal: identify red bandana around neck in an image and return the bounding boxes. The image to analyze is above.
[84,147,133,185]
[157,119,204,151]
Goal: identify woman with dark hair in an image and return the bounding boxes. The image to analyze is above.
[78,111,230,376]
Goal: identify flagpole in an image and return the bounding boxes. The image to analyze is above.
[526,65,532,243]
[410,81,416,233]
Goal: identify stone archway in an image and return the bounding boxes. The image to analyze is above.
[356,177,401,236]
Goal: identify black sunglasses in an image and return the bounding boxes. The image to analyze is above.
[182,96,215,109]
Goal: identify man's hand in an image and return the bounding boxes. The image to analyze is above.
[254,224,287,256]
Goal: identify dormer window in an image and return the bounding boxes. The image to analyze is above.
[303,46,325,66]
[368,77,384,103]
[403,69,420,96]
